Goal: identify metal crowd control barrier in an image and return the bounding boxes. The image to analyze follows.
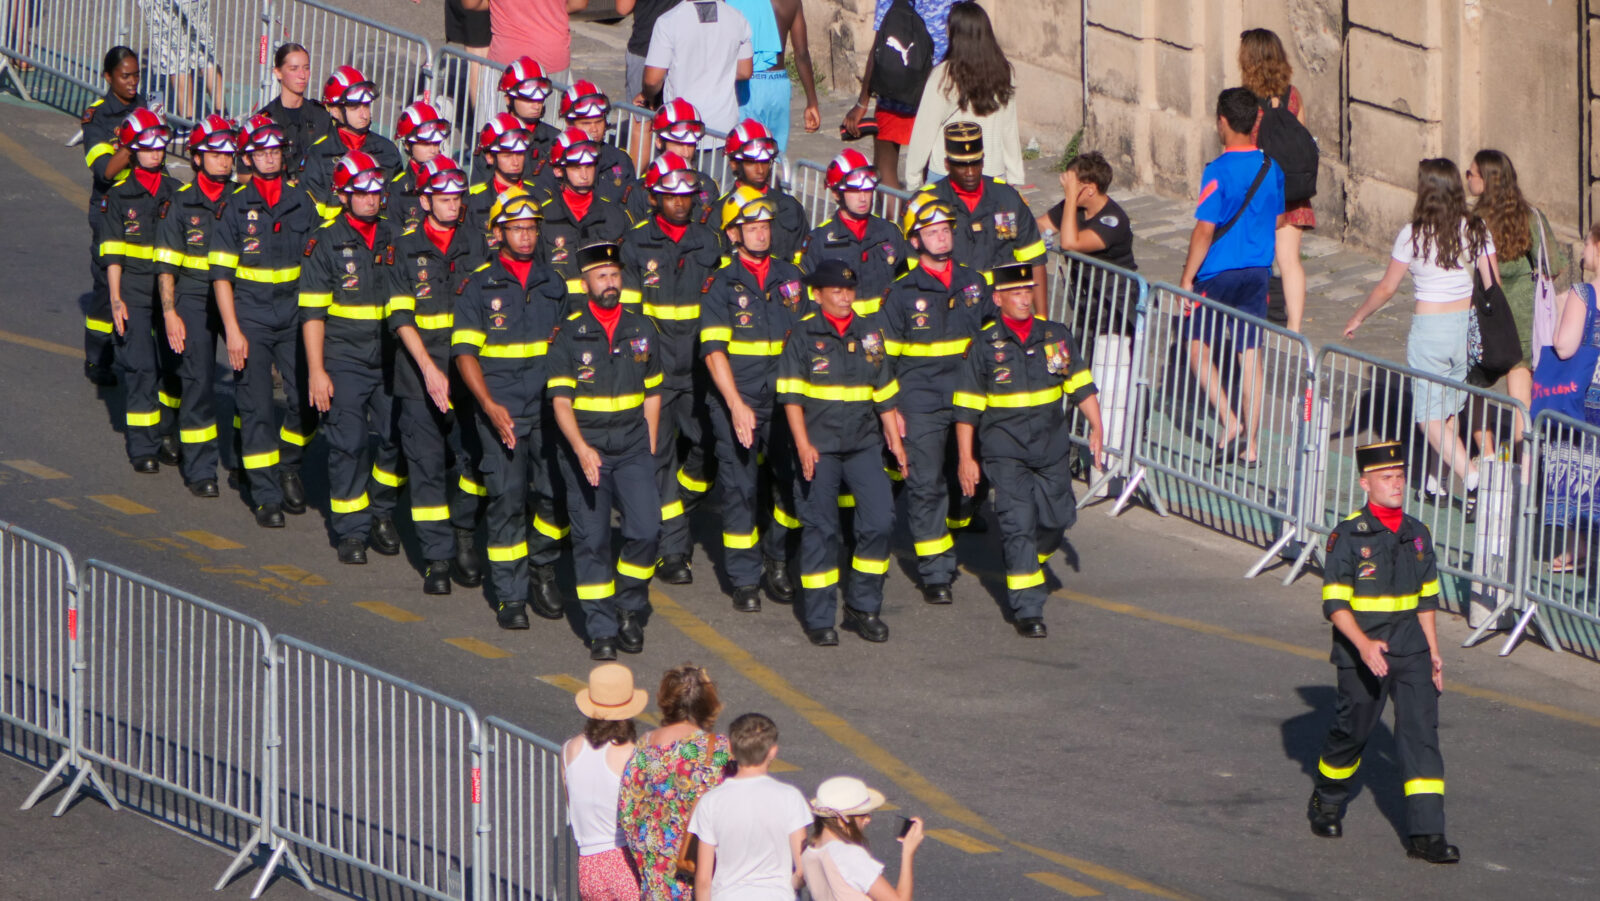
[261,636,482,900]
[67,561,278,890]
[117,0,272,124]
[1044,250,1149,503]
[0,522,101,811]
[481,717,577,901]
[1287,345,1532,623]
[0,0,138,102]
[1113,283,1317,577]
[1489,410,1600,655]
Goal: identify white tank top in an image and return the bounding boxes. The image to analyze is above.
[564,740,626,856]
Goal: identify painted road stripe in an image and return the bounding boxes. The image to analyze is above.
[3,459,69,479]
[262,564,330,586]
[1028,872,1103,897]
[178,529,243,550]
[88,494,156,515]
[927,828,999,854]
[0,130,88,211]
[0,328,79,359]
[355,601,424,623]
[45,498,76,510]
[445,637,512,659]
[648,589,1190,901]
[768,758,800,773]
[538,674,662,726]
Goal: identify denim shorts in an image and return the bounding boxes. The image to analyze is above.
[1405,310,1470,424]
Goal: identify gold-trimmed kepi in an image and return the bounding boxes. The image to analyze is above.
[576,241,622,273]
[944,121,984,162]
[992,262,1034,291]
[1355,440,1405,472]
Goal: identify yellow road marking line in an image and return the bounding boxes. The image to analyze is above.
[538,673,661,725]
[3,459,69,479]
[0,328,79,359]
[177,529,243,550]
[926,828,999,854]
[355,601,424,623]
[0,129,88,212]
[768,758,800,773]
[45,498,76,510]
[1057,588,1600,730]
[1027,872,1103,897]
[445,637,512,659]
[648,589,1191,901]
[87,494,155,515]
[262,564,330,586]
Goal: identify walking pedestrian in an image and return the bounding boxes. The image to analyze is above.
[640,0,754,134]
[688,712,811,900]
[82,46,145,387]
[564,663,648,901]
[1239,27,1314,333]
[725,0,823,152]
[901,1,1021,191]
[841,0,953,190]
[258,43,333,177]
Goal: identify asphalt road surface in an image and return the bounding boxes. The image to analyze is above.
[3,20,1600,901]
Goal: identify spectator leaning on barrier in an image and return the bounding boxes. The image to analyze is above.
[564,663,648,901]
[1179,87,1285,471]
[640,0,754,134]
[688,712,812,900]
[900,1,1022,192]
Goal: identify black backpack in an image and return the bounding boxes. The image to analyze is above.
[1256,90,1318,203]
[869,0,934,108]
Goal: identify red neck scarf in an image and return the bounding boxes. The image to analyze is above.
[255,174,282,208]
[1369,502,1404,533]
[740,254,771,286]
[838,212,869,241]
[951,179,984,212]
[824,310,854,337]
[133,168,163,197]
[493,173,520,194]
[1002,314,1033,344]
[589,300,623,343]
[423,218,454,256]
[500,252,533,288]
[409,160,427,180]
[337,127,365,153]
[344,212,377,249]
[922,258,952,288]
[562,187,593,222]
[196,172,226,202]
[655,215,688,243]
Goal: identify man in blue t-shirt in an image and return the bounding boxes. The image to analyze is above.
[1179,87,1286,469]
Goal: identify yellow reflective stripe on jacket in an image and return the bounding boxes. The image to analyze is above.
[387,295,417,314]
[642,302,700,320]
[1347,594,1420,613]
[573,393,645,412]
[644,372,663,389]
[208,250,240,268]
[236,265,302,284]
[851,297,881,316]
[176,253,209,271]
[480,340,549,358]
[299,292,333,308]
[1063,370,1094,394]
[775,378,873,402]
[415,312,454,329]
[700,326,732,343]
[1322,584,1354,602]
[620,288,644,305]
[86,142,115,166]
[1014,240,1047,262]
[1420,578,1440,597]
[952,391,987,411]
[887,338,969,357]
[100,241,157,259]
[548,376,577,390]
[727,339,784,355]
[565,278,584,294]
[986,385,1063,408]
[872,380,898,403]
[452,328,487,348]
[330,304,385,320]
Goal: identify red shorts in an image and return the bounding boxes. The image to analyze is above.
[873,107,914,145]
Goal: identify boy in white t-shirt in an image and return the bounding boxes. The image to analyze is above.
[689,713,812,900]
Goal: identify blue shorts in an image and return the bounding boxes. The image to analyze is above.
[736,69,792,153]
[1189,267,1270,350]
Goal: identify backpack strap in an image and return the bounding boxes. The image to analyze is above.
[1211,157,1273,244]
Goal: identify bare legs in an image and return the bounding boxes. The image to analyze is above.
[1276,224,1306,332]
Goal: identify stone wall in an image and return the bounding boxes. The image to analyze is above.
[812,0,1587,250]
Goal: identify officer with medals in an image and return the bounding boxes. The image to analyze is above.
[798,150,910,315]
[699,187,805,612]
[621,99,720,226]
[718,120,809,260]
[547,242,665,661]
[882,195,990,604]
[452,189,573,629]
[387,158,492,594]
[778,260,905,646]
[954,263,1102,638]
[1308,440,1458,864]
[918,122,1048,314]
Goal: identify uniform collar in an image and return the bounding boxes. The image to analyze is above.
[485,254,557,290]
[984,316,1048,348]
[803,311,874,341]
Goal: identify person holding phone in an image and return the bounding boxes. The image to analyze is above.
[800,776,923,900]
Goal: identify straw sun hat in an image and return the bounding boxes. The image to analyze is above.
[575,663,649,721]
[810,776,888,818]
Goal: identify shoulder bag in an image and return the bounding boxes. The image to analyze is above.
[1530,209,1559,368]
[1531,283,1600,421]
[1470,252,1523,378]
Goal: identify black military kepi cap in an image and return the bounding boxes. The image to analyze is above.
[1355,440,1405,472]
[577,241,622,273]
[803,258,858,288]
[992,262,1034,291]
[944,121,984,162]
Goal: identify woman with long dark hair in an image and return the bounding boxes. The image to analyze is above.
[901,1,1021,190]
[1345,159,1494,514]
[1239,27,1313,333]
[82,46,145,388]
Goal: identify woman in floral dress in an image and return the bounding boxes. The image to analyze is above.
[618,664,731,900]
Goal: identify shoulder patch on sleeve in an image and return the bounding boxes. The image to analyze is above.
[701,275,716,294]
[1325,532,1338,554]
[303,237,318,258]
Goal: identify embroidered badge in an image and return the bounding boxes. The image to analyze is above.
[1357,561,1378,580]
[1360,546,1372,559]
[811,356,829,373]
[491,297,502,311]
[914,298,927,312]
[241,237,261,254]
[994,367,1011,384]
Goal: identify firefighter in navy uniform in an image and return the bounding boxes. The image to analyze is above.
[718,120,808,261]
[452,191,573,629]
[1308,441,1458,864]
[387,158,494,593]
[953,263,1103,638]
[621,100,720,226]
[211,115,323,527]
[547,242,664,661]
[779,260,905,646]
[699,187,805,611]
[299,151,406,564]
[465,113,534,240]
[390,101,453,234]
[918,122,1049,314]
[81,46,145,386]
[798,150,910,315]
[539,129,633,291]
[882,196,990,604]
[498,56,563,178]
[620,152,725,585]
[154,115,237,497]
[550,80,633,206]
[101,107,182,474]
[300,66,404,216]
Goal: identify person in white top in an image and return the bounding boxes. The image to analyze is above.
[640,0,755,134]
[1344,158,1497,518]
[900,2,1023,191]
[688,713,812,900]
[799,776,923,901]
[563,664,649,901]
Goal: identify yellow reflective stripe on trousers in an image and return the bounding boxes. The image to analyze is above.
[677,468,710,492]
[458,474,487,496]
[280,426,313,446]
[914,534,953,557]
[617,558,655,580]
[1007,569,1045,590]
[371,466,406,487]
[180,423,218,443]
[642,303,700,320]
[158,391,181,408]
[86,317,114,334]
[330,493,370,514]
[577,581,616,600]
[532,515,569,539]
[125,410,161,427]
[1318,758,1359,780]
[574,393,645,412]
[661,500,685,521]
[1348,594,1420,613]
[411,505,449,521]
[236,265,301,283]
[480,340,549,358]
[894,338,970,357]
[723,530,759,549]
[487,542,528,562]
[837,494,855,508]
[772,506,800,529]
[945,515,972,529]
[242,449,280,469]
[800,569,839,589]
[987,385,1063,408]
[1404,778,1443,796]
[852,557,890,575]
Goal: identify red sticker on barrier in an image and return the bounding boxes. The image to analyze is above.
[422,88,431,103]
[67,608,77,640]
[258,35,267,65]
[1303,386,1312,422]
[471,767,481,804]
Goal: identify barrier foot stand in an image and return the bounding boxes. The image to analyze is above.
[1497,602,1554,658]
[19,752,71,811]
[1109,467,1166,518]
[1076,468,1118,510]
[1245,529,1297,580]
[215,825,299,892]
[249,837,313,899]
[1282,542,1318,587]
[1462,589,1519,649]
[48,760,119,817]
[0,59,34,103]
